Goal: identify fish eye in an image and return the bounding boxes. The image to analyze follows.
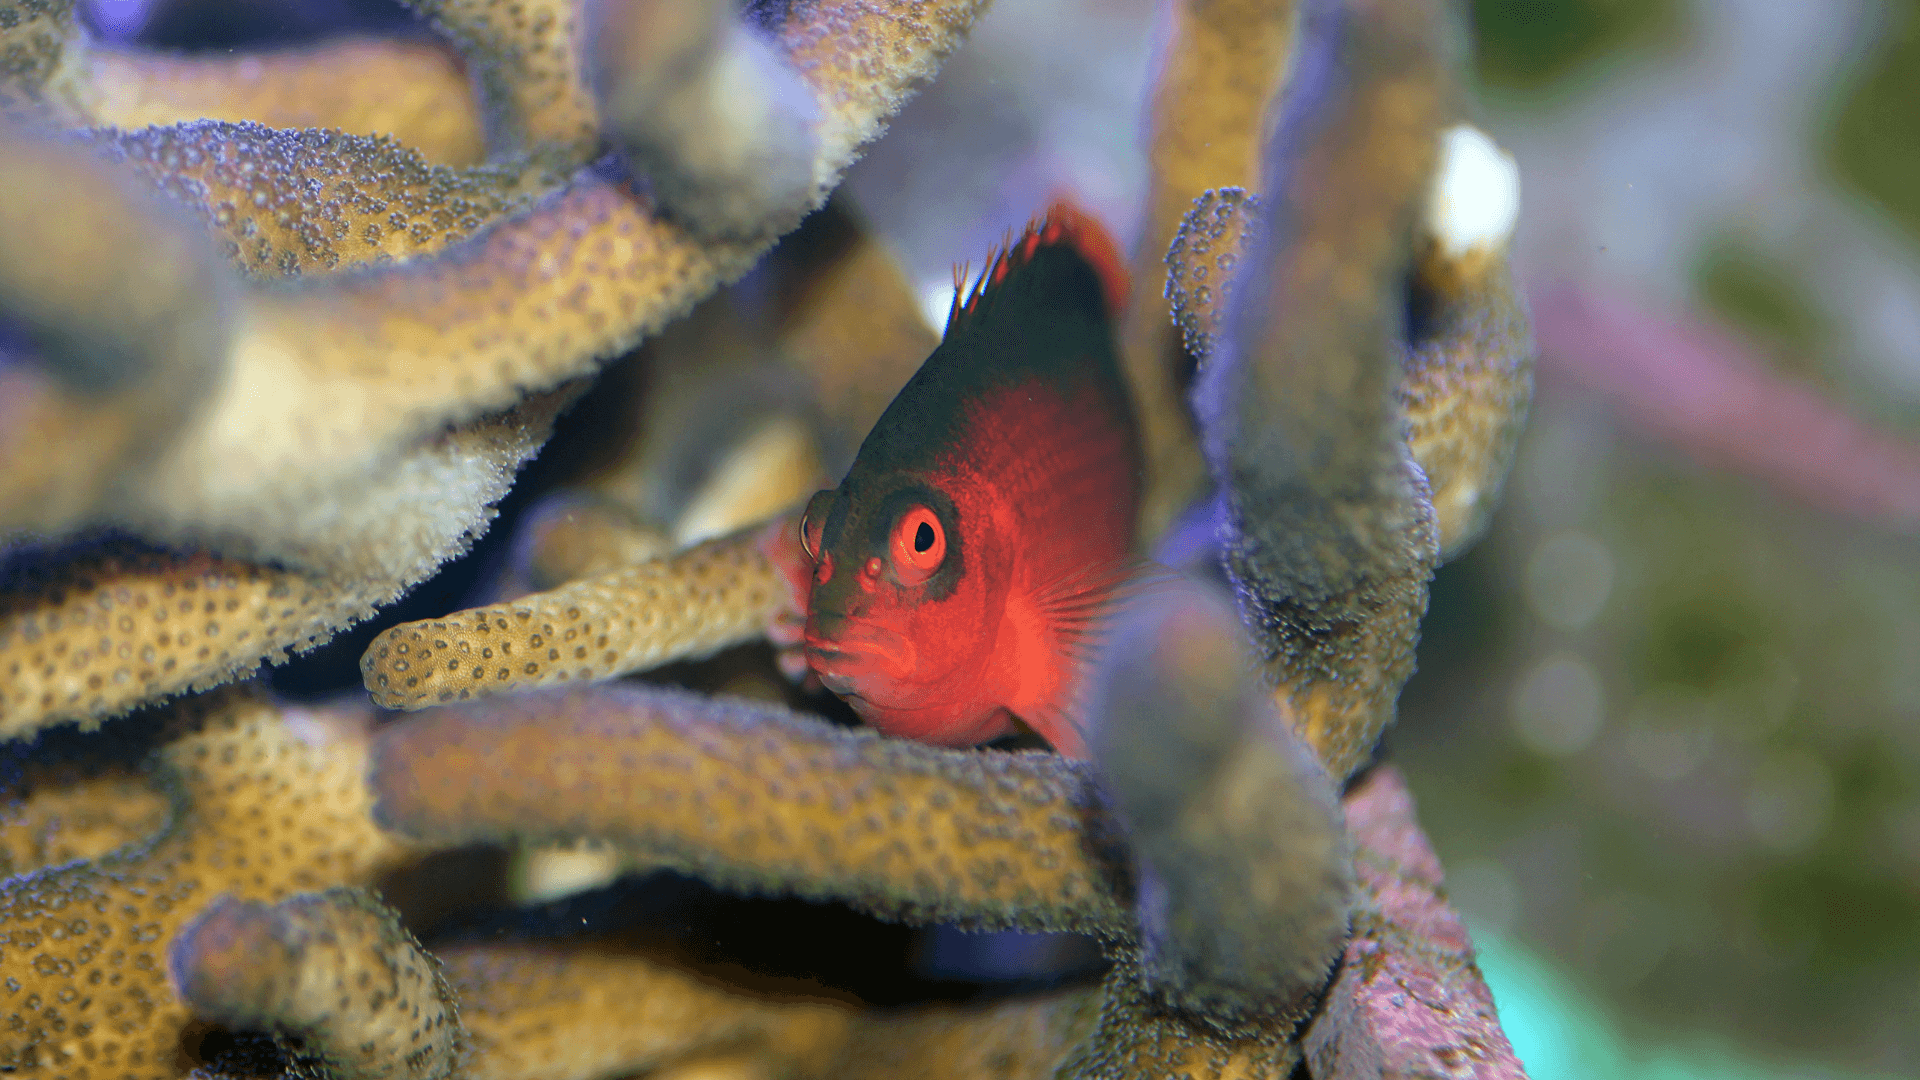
[888,505,945,585]
[800,489,835,563]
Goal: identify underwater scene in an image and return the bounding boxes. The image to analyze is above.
[1,0,1915,1078]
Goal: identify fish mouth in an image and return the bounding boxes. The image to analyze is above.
[803,616,914,691]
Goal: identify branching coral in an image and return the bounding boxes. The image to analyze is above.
[1123,0,1297,542]
[358,578,1367,1077]
[173,889,462,1080]
[0,688,411,1074]
[0,0,993,739]
[0,0,1539,1075]
[1186,0,1529,780]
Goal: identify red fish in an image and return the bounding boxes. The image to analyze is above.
[795,204,1139,758]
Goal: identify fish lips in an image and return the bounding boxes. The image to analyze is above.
[803,617,916,696]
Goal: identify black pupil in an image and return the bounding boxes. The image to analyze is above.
[914,521,935,552]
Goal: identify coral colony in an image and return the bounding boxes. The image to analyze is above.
[0,0,1534,1077]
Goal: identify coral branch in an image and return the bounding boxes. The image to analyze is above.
[367,684,1136,934]
[92,121,531,278]
[1166,164,1532,566]
[759,196,938,471]
[362,520,794,708]
[1400,126,1532,559]
[442,943,854,1080]
[1125,0,1298,542]
[1534,283,1920,533]
[835,986,1100,1079]
[1089,580,1352,1036]
[1,389,569,740]
[1061,961,1303,1079]
[1302,767,1528,1079]
[399,0,598,158]
[510,494,673,592]
[0,689,411,1074]
[0,122,229,539]
[587,0,820,238]
[0,760,169,877]
[1193,0,1453,780]
[0,546,348,739]
[0,0,83,118]
[173,889,463,1080]
[83,39,487,166]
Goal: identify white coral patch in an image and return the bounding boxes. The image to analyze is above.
[1425,123,1520,256]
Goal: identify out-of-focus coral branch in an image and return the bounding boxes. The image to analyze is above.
[1535,283,1920,532]
[0,390,569,739]
[759,196,938,472]
[362,520,795,708]
[0,757,169,876]
[1303,766,1528,1079]
[832,989,1101,1080]
[441,938,1106,1080]
[1125,0,1298,544]
[508,495,674,592]
[1089,580,1351,1037]
[1166,143,1530,566]
[173,888,463,1080]
[0,0,84,118]
[1192,0,1453,780]
[0,689,412,1073]
[587,0,820,238]
[367,684,1136,933]
[400,0,596,159]
[1400,126,1531,559]
[442,943,856,1080]
[83,39,487,165]
[0,124,228,538]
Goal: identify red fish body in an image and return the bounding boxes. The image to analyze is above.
[797,205,1139,758]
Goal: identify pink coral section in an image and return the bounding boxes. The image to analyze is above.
[1533,283,1920,532]
[1305,767,1529,1080]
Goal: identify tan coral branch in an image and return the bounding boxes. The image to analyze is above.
[91,121,533,279]
[399,0,599,159]
[1124,0,1298,544]
[0,122,229,540]
[367,684,1136,934]
[0,0,84,118]
[0,546,351,739]
[172,888,463,1080]
[82,38,487,166]
[587,0,820,238]
[0,760,169,878]
[1166,180,1533,561]
[1,391,570,741]
[1192,0,1458,780]
[0,689,411,1075]
[442,943,855,1080]
[1088,579,1352,1036]
[361,520,791,709]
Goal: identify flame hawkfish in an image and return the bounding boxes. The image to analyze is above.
[797,205,1140,759]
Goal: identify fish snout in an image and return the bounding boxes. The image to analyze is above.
[805,603,852,645]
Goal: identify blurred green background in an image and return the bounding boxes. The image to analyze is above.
[1388,2,1920,1077]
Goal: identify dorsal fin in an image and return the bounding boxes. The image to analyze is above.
[945,202,1129,332]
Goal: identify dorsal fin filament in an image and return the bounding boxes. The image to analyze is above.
[946,202,1130,331]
